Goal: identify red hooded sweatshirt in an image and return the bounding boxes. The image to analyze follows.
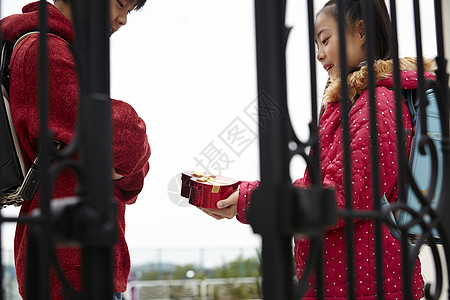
[1,2,151,298]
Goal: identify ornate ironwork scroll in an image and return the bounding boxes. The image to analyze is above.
[250,0,450,299]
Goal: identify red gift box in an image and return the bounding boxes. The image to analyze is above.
[180,171,240,208]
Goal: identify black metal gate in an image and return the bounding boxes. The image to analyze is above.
[0,0,116,299]
[250,0,450,299]
[0,0,449,299]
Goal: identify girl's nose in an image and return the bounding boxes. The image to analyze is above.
[317,49,324,62]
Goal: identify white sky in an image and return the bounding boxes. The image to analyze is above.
[1,0,438,268]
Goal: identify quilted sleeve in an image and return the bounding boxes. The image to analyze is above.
[236,180,260,224]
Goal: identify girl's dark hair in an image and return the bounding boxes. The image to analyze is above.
[319,0,391,60]
[54,0,147,11]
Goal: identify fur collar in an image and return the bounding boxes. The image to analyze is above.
[321,57,436,105]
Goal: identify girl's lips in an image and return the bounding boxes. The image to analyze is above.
[324,64,333,74]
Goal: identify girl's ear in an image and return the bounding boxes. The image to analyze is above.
[357,20,366,41]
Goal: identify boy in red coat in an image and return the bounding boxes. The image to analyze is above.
[1,0,150,298]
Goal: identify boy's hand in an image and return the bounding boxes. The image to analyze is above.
[198,188,240,220]
[112,169,124,180]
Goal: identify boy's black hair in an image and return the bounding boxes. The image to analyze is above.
[319,0,391,61]
[131,0,147,11]
[54,0,147,11]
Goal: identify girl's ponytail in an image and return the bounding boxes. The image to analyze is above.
[371,0,391,60]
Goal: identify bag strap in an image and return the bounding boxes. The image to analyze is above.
[380,194,402,240]
[14,31,40,49]
[1,31,41,95]
[1,31,62,207]
[380,194,414,246]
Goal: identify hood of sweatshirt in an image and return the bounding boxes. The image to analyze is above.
[1,1,73,43]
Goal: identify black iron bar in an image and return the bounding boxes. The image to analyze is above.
[360,1,385,299]
[253,0,290,182]
[304,1,325,298]
[413,0,427,137]
[433,1,448,85]
[306,1,325,299]
[336,209,392,221]
[0,216,2,300]
[433,0,450,298]
[250,0,293,299]
[80,0,115,299]
[81,0,113,221]
[0,1,3,298]
[405,1,426,299]
[25,0,52,298]
[0,216,47,223]
[391,0,430,297]
[336,1,355,299]
[389,0,407,220]
[306,0,320,182]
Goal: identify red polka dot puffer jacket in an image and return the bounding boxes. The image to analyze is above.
[237,57,436,299]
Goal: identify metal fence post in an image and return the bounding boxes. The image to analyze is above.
[78,0,116,298]
[249,0,294,299]
[443,1,450,78]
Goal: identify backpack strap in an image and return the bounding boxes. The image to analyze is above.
[1,31,62,207]
[380,194,414,247]
[13,31,40,49]
[1,31,41,96]
[382,86,442,245]
[404,89,419,128]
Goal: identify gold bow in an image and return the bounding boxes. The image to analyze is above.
[191,171,229,193]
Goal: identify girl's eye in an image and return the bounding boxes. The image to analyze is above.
[322,37,330,45]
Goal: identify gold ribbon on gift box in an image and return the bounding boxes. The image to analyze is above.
[191,171,230,193]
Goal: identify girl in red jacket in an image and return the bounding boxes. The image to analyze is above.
[201,0,431,298]
[1,0,150,299]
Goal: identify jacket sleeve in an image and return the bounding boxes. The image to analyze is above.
[236,178,307,224]
[111,99,151,204]
[18,34,150,204]
[236,180,260,224]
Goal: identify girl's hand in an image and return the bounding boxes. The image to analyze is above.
[198,188,240,220]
